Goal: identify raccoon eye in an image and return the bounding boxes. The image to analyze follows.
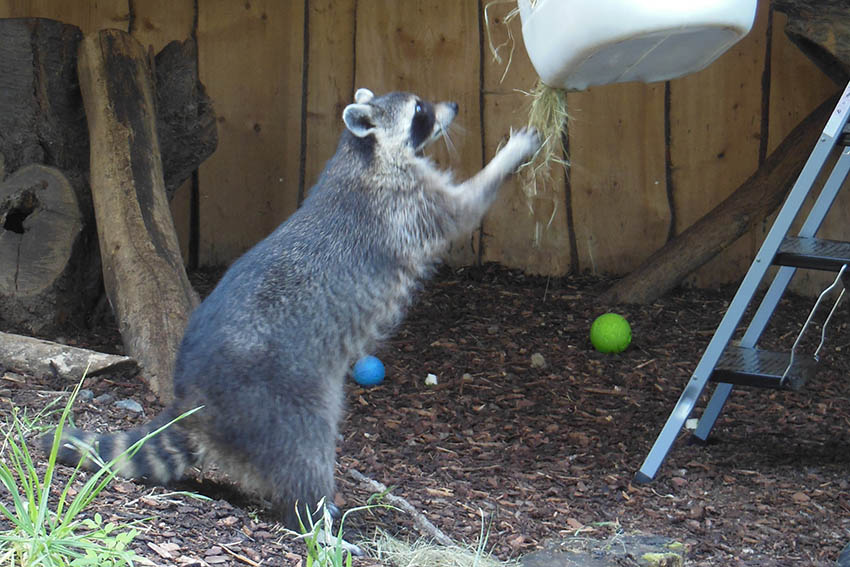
[410,100,435,149]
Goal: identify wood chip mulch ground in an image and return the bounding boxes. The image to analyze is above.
[2,264,850,566]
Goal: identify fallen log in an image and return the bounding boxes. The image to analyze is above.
[0,331,137,381]
[78,29,199,403]
[599,90,840,305]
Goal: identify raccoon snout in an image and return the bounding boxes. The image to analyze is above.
[435,101,459,132]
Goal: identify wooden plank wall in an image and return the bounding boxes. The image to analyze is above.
[0,1,841,295]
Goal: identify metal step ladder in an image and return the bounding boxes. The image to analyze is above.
[635,81,850,483]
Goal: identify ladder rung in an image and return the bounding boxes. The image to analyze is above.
[711,345,815,390]
[775,236,850,272]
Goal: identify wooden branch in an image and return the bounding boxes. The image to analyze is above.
[348,468,455,547]
[599,90,840,305]
[0,331,137,381]
[77,29,199,403]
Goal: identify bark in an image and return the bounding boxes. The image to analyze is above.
[0,18,216,336]
[154,38,218,200]
[774,0,850,81]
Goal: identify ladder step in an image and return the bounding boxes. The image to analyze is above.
[775,236,850,271]
[710,345,815,391]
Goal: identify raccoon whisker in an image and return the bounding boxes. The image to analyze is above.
[439,122,460,160]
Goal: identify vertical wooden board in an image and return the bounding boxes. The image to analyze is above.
[130,0,194,52]
[197,2,304,265]
[481,93,571,275]
[354,0,481,265]
[766,13,838,155]
[669,1,769,288]
[569,83,668,275]
[0,1,128,32]
[303,0,355,192]
[131,0,196,262]
[479,1,570,275]
[767,12,843,296]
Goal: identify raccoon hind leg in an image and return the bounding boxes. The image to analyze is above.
[259,417,337,529]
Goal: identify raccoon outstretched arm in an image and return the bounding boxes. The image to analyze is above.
[449,127,539,226]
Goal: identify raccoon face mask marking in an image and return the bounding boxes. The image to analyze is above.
[342,91,458,156]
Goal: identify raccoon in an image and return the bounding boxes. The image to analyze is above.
[49,88,539,528]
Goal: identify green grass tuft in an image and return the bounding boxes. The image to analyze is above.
[0,379,201,566]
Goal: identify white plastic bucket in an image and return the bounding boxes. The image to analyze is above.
[518,0,758,90]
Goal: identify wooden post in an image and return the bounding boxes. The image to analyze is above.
[77,29,199,403]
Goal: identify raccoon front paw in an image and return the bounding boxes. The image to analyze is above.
[504,127,541,165]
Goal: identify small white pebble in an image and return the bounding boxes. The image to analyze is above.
[530,352,546,368]
[685,418,699,430]
[424,373,438,386]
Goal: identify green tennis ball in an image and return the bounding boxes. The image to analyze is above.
[590,313,632,353]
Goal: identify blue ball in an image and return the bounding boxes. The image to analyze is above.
[352,355,385,387]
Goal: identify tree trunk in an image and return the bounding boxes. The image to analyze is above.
[599,91,840,305]
[78,29,199,403]
[0,19,101,333]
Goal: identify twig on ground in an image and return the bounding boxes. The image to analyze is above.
[348,468,455,547]
[220,543,261,566]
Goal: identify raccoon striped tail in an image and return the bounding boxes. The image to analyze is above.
[43,409,196,484]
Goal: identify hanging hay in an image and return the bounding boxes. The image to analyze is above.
[518,79,569,201]
[485,0,570,209]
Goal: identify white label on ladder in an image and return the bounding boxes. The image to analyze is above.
[823,82,850,138]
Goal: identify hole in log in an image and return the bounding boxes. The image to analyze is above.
[2,191,39,234]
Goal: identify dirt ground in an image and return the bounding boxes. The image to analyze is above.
[2,265,850,566]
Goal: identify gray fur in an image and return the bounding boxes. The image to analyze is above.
[49,88,539,527]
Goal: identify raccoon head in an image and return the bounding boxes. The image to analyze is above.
[342,88,458,157]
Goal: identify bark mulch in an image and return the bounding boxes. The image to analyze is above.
[2,264,850,566]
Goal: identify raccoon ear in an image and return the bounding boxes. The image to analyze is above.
[342,103,376,138]
[354,88,374,104]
